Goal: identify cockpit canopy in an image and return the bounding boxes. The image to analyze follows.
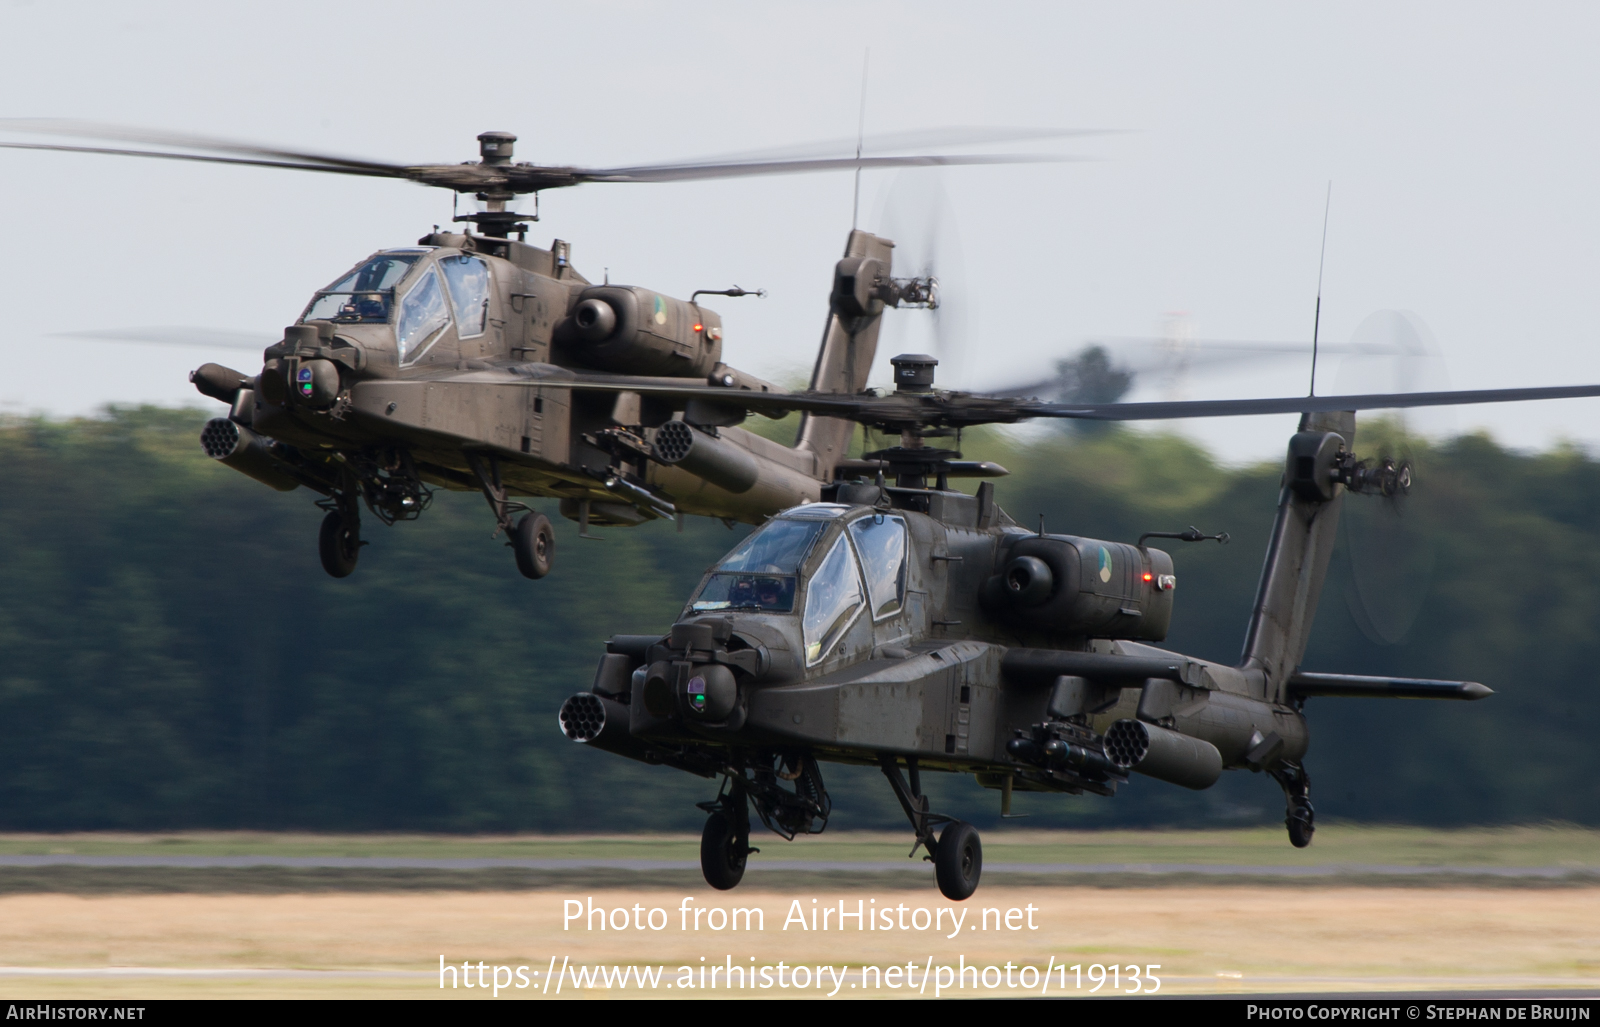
[691,516,822,614]
[299,248,493,366]
[302,251,422,325]
[691,504,909,665]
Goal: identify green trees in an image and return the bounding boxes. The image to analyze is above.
[0,407,1594,831]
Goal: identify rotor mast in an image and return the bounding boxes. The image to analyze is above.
[455,131,538,240]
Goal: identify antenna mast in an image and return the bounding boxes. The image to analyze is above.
[851,49,870,229]
[1309,181,1332,396]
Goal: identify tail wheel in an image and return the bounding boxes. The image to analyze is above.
[700,811,749,891]
[934,820,982,901]
[513,512,555,579]
[1287,800,1315,848]
[318,509,360,578]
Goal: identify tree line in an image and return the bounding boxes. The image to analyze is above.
[0,407,1592,832]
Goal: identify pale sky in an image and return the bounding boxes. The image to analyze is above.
[3,1,1598,463]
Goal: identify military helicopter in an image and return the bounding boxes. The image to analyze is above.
[0,119,1085,580]
[551,345,1600,900]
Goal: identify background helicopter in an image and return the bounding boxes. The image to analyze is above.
[0,120,1093,580]
[553,352,1600,901]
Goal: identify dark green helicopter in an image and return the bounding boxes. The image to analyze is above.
[553,352,1600,901]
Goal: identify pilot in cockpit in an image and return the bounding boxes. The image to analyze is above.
[356,291,388,319]
[728,574,793,611]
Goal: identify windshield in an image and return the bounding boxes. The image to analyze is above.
[803,534,865,663]
[691,573,798,613]
[301,253,420,324]
[718,517,828,574]
[848,514,908,618]
[441,255,490,338]
[396,267,451,364]
[689,517,827,613]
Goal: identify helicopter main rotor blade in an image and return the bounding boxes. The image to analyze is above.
[0,140,1083,193]
[1028,383,1600,421]
[0,118,1106,173]
[0,141,404,178]
[0,119,412,175]
[504,376,1600,430]
[51,327,277,351]
[565,152,1085,185]
[0,119,1089,194]
[668,126,1117,166]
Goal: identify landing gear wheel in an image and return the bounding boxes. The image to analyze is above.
[512,512,555,580]
[318,509,360,578]
[934,821,982,901]
[700,811,749,891]
[1271,760,1315,849]
[1287,800,1315,848]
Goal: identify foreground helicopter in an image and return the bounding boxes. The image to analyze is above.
[0,120,1077,580]
[553,351,1600,900]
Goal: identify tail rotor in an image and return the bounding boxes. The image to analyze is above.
[1332,312,1446,646]
[874,170,969,385]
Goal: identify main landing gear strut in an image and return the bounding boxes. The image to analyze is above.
[692,755,981,900]
[878,754,983,901]
[316,493,362,578]
[696,753,831,891]
[465,451,554,580]
[312,450,430,579]
[698,778,757,890]
[1270,759,1315,848]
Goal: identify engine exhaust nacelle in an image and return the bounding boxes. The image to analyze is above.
[1102,719,1223,790]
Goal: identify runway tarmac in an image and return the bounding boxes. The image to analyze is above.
[0,854,1591,879]
[0,966,1595,998]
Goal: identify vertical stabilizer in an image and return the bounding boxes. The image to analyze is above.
[1239,410,1356,703]
[795,230,895,477]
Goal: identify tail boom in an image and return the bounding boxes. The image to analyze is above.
[1239,410,1355,703]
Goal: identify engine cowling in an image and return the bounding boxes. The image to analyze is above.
[558,285,723,377]
[981,533,1176,641]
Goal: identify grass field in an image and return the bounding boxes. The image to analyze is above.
[0,829,1594,999]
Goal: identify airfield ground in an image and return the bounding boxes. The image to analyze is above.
[0,827,1593,999]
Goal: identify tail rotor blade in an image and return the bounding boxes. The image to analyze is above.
[1339,432,1434,645]
[874,170,969,384]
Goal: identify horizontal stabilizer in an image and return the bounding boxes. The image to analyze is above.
[1287,672,1492,701]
